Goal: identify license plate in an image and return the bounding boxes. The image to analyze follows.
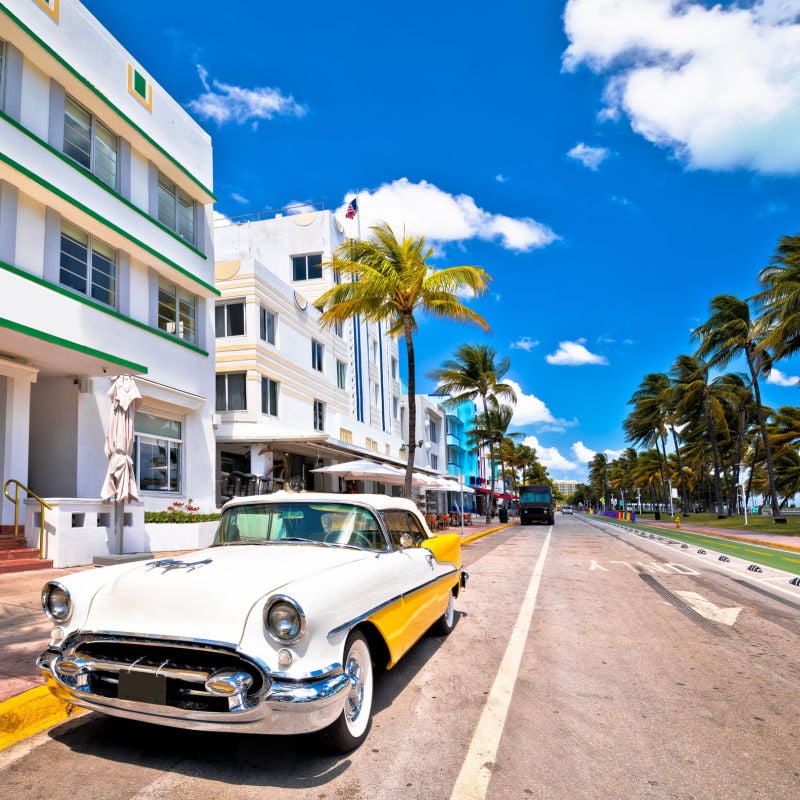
[118,670,167,705]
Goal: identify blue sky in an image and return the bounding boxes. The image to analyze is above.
[89,0,800,482]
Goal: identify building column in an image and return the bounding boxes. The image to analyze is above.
[0,359,39,526]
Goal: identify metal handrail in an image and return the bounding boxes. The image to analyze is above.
[3,479,53,559]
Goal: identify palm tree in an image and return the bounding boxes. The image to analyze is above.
[588,453,609,511]
[317,222,490,498]
[469,403,521,500]
[755,234,800,360]
[429,344,517,521]
[670,354,729,517]
[624,373,671,512]
[693,294,785,522]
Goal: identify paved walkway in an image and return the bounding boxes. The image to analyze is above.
[632,517,800,552]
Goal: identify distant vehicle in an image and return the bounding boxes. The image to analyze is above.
[519,484,555,525]
[562,506,573,514]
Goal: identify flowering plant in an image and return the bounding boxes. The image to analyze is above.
[144,499,219,524]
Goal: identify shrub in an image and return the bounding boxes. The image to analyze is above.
[144,499,220,524]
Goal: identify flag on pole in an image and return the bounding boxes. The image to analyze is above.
[345,197,358,219]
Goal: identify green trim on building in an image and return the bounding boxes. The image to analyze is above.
[0,316,150,374]
[1,260,210,357]
[0,110,207,261]
[0,151,220,297]
[0,2,216,202]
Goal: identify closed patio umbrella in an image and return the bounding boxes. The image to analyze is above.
[101,375,142,553]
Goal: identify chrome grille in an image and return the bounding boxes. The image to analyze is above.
[56,634,268,713]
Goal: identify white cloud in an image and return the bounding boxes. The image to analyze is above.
[568,142,611,170]
[545,339,608,366]
[337,179,558,253]
[510,336,540,351]
[563,0,800,174]
[506,379,559,426]
[572,441,596,463]
[767,367,800,386]
[495,174,508,183]
[523,435,578,472]
[188,65,307,126]
[231,193,249,205]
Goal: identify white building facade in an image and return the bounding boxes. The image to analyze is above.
[213,210,405,497]
[0,0,218,530]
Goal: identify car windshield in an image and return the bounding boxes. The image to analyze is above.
[214,502,388,551]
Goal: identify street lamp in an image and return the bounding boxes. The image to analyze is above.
[399,440,423,454]
[739,484,748,526]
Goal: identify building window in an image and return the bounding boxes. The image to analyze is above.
[334,320,343,338]
[216,372,246,411]
[429,420,439,443]
[393,396,400,420]
[63,97,118,190]
[215,301,245,337]
[158,172,195,244]
[431,454,438,471]
[158,278,197,344]
[370,338,378,363]
[260,307,276,345]
[292,253,322,281]
[59,222,116,307]
[312,340,324,372]
[313,400,325,431]
[261,376,279,416]
[391,357,399,380]
[371,381,379,406]
[133,412,182,493]
[336,360,347,390]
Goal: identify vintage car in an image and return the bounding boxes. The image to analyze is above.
[37,492,467,752]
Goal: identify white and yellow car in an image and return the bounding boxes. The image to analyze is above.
[37,492,466,752]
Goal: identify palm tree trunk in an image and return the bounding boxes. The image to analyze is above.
[703,396,726,516]
[403,314,416,500]
[482,395,495,523]
[747,350,786,522]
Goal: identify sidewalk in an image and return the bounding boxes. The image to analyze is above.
[633,517,800,553]
[0,517,514,750]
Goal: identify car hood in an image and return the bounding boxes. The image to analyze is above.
[80,544,370,645]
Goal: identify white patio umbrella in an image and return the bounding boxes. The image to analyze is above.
[311,458,406,485]
[100,375,142,553]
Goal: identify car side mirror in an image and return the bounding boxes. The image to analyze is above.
[398,533,415,549]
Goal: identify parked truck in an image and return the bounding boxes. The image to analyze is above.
[519,484,555,525]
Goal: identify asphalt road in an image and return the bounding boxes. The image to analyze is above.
[2,516,798,799]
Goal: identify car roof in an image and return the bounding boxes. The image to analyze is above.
[221,491,421,514]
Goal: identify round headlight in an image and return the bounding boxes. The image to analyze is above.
[264,596,305,644]
[42,582,72,623]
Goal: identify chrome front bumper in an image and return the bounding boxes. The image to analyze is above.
[37,645,351,735]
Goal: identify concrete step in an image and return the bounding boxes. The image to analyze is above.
[0,536,28,551]
[0,556,53,574]
[0,546,40,561]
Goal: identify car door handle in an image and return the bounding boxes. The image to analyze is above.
[425,551,435,568]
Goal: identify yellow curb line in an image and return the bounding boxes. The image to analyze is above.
[0,684,85,752]
[462,521,517,545]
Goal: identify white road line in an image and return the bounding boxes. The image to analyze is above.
[450,529,552,800]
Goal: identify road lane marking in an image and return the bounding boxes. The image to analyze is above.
[450,530,552,800]
[674,591,742,626]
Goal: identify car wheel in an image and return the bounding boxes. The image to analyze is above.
[431,590,456,636]
[318,630,373,753]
